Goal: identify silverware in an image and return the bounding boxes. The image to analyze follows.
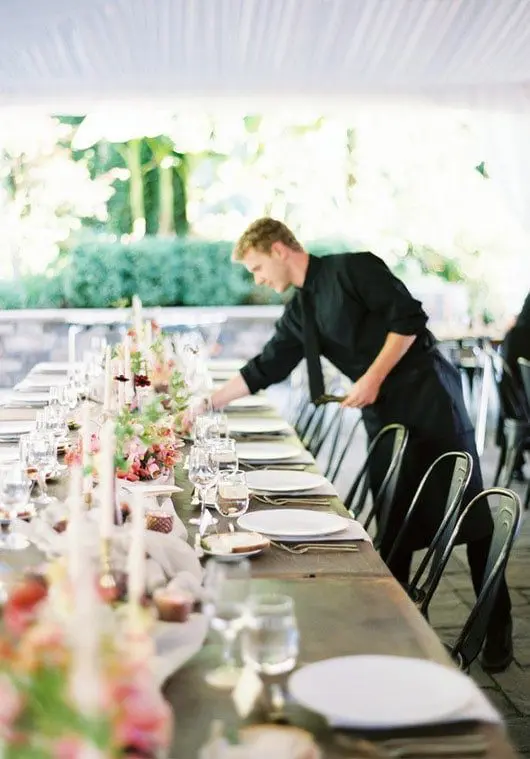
[253,495,332,507]
[335,734,488,758]
[271,541,359,554]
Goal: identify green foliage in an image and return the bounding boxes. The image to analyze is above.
[0,235,459,311]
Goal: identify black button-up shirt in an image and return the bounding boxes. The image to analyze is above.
[241,252,436,394]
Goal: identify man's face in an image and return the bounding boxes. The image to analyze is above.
[243,246,292,293]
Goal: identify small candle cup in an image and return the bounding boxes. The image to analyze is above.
[153,587,193,623]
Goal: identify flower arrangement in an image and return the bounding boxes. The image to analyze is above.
[113,398,184,482]
[0,573,172,758]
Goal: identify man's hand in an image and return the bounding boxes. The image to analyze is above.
[340,372,382,409]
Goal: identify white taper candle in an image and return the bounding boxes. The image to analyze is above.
[98,419,115,539]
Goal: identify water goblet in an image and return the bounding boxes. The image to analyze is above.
[202,558,251,689]
[215,470,249,532]
[188,444,219,526]
[0,464,32,550]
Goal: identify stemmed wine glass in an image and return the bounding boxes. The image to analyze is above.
[188,444,219,526]
[23,431,58,506]
[215,470,249,532]
[202,558,251,689]
[0,464,33,551]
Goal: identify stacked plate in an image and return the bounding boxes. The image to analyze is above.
[226,395,272,412]
[227,418,290,436]
[3,391,50,408]
[237,509,347,539]
[236,442,302,463]
[246,470,326,494]
[17,374,69,392]
[288,655,480,729]
[0,420,36,442]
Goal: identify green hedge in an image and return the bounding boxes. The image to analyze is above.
[0,236,353,309]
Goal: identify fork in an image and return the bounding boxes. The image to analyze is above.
[253,495,332,507]
[335,734,488,758]
[271,541,359,554]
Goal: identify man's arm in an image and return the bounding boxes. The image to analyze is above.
[339,253,427,408]
[211,373,251,410]
[341,332,416,408]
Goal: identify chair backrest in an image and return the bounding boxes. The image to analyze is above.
[300,404,327,453]
[320,407,363,483]
[387,451,473,612]
[488,344,530,421]
[518,357,530,410]
[430,488,521,670]
[344,423,409,549]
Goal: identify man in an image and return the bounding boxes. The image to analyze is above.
[497,290,530,480]
[209,217,513,672]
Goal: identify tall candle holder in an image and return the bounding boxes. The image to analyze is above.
[99,536,118,603]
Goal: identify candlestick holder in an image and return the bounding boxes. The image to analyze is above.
[99,536,118,603]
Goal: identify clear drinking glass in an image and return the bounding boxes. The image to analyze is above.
[0,464,32,550]
[26,431,58,506]
[209,437,238,474]
[194,414,220,445]
[202,558,251,689]
[188,444,219,526]
[210,412,229,439]
[215,470,249,529]
[241,594,299,676]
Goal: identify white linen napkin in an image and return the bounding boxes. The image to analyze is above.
[274,518,372,543]
[152,613,209,687]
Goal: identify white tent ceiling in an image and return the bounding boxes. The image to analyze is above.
[2,0,530,112]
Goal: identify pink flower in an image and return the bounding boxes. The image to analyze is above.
[53,738,107,759]
[113,685,172,753]
[0,674,23,736]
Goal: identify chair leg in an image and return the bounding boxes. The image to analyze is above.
[493,444,506,487]
[524,481,530,511]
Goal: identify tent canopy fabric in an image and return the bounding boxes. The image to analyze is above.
[2,0,530,111]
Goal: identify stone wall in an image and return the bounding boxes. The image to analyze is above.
[0,306,282,388]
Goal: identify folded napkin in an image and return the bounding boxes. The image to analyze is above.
[326,682,501,728]
[153,613,209,687]
[15,501,203,592]
[275,518,371,543]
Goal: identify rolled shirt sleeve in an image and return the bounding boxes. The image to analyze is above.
[340,252,428,335]
[240,297,305,394]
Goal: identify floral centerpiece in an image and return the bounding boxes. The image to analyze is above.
[113,398,184,483]
[0,573,172,758]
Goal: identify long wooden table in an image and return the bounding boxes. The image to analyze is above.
[0,399,519,758]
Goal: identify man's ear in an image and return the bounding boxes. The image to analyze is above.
[270,241,287,260]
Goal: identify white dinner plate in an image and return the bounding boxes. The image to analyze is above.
[227,396,271,411]
[228,418,290,435]
[0,421,36,437]
[0,447,20,464]
[246,470,326,493]
[236,442,302,462]
[31,362,82,374]
[237,509,347,538]
[288,656,478,729]
[17,375,69,389]
[4,392,50,407]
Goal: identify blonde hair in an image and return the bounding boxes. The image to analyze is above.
[232,217,303,261]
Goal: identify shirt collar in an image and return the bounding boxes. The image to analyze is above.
[301,254,321,292]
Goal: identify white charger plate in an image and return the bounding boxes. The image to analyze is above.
[228,418,290,435]
[227,396,271,411]
[0,421,36,436]
[246,470,326,493]
[289,656,478,729]
[236,442,301,462]
[237,509,346,538]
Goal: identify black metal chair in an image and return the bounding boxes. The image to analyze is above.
[426,488,521,671]
[487,346,530,497]
[384,451,473,618]
[519,357,530,408]
[344,423,409,550]
[314,406,363,483]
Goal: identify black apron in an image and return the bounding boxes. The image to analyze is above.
[361,349,492,555]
